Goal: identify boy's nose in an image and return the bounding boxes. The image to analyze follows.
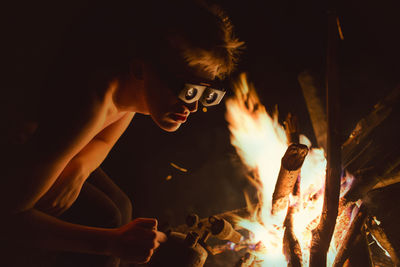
[183,101,198,114]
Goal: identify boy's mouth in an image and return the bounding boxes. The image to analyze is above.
[169,113,188,123]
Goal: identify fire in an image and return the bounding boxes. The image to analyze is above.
[225,74,355,266]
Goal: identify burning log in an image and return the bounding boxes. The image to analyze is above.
[298,71,327,151]
[234,252,255,267]
[366,216,400,265]
[271,143,308,215]
[283,211,302,267]
[344,226,373,267]
[332,205,368,267]
[282,113,302,267]
[310,10,342,267]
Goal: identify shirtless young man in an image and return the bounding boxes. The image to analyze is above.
[1,1,243,266]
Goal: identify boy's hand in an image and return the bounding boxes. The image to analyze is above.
[35,161,87,216]
[110,218,167,263]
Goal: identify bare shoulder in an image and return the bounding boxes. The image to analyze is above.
[29,81,119,163]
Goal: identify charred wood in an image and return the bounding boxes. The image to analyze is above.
[333,205,368,267]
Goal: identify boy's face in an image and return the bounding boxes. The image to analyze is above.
[143,59,219,132]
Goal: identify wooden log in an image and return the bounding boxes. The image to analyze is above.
[363,183,400,265]
[344,168,400,203]
[347,226,373,267]
[309,10,342,267]
[366,216,400,266]
[298,71,327,151]
[342,85,400,169]
[332,205,368,267]
[271,143,308,215]
[339,225,373,267]
[372,171,400,190]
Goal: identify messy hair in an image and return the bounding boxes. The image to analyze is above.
[179,3,245,79]
[129,0,245,79]
[50,0,244,86]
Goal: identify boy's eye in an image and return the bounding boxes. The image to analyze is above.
[205,91,218,104]
[185,88,198,100]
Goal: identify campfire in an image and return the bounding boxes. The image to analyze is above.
[208,68,399,266]
[225,73,356,266]
[170,70,399,267]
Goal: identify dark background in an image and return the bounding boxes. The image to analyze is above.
[2,0,399,229]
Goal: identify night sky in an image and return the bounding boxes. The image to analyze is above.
[2,0,399,230]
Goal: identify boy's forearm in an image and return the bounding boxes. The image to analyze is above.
[4,209,115,256]
[72,112,134,176]
[72,138,113,177]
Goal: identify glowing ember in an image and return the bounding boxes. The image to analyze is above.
[225,74,356,266]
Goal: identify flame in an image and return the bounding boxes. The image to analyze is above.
[225,74,356,266]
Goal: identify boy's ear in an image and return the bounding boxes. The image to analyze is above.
[130,60,144,80]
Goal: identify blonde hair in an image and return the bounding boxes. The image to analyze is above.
[180,3,245,79]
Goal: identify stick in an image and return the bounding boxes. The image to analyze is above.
[283,210,302,267]
[309,10,342,267]
[271,143,308,215]
[298,71,327,151]
[332,205,368,267]
[284,113,300,144]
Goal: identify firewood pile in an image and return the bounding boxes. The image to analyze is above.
[300,72,400,266]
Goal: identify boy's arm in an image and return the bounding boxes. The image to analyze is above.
[0,95,164,262]
[4,93,109,213]
[36,112,135,215]
[74,111,135,175]
[4,208,166,263]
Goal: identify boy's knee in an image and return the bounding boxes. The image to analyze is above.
[102,202,123,228]
[117,192,133,225]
